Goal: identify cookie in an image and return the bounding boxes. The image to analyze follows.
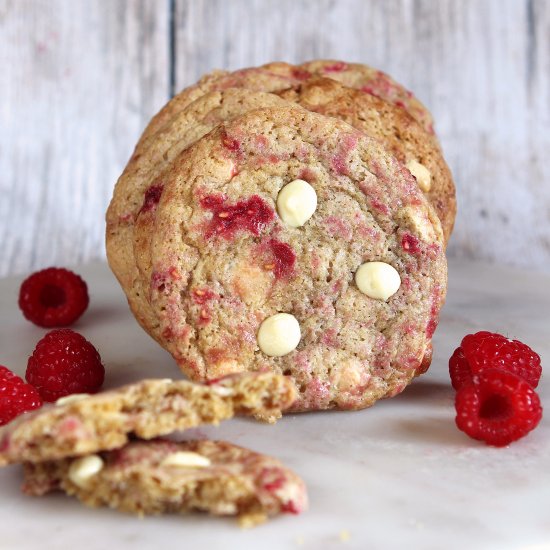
[299,59,434,134]
[0,372,296,465]
[22,439,307,526]
[126,80,453,350]
[146,106,447,411]
[278,77,455,241]
[106,61,445,343]
[138,60,433,146]
[107,89,291,338]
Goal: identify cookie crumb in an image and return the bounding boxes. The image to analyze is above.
[238,512,268,529]
[339,529,351,542]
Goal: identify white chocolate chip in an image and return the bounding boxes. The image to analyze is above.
[68,455,104,488]
[355,262,401,301]
[55,393,90,406]
[276,179,317,227]
[212,386,234,397]
[257,313,301,357]
[161,451,211,468]
[406,160,432,192]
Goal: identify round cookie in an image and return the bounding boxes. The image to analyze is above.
[147,106,447,412]
[131,78,454,343]
[278,77,456,242]
[107,61,442,334]
[106,90,292,337]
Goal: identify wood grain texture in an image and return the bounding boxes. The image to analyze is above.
[0,0,169,276]
[1,0,550,276]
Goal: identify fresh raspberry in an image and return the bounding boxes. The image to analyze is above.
[455,369,542,446]
[0,366,42,425]
[26,329,104,402]
[449,347,473,390]
[462,331,541,387]
[449,331,542,390]
[19,267,89,327]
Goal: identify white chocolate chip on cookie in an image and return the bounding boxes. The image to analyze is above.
[406,160,432,192]
[211,385,234,397]
[161,451,212,468]
[68,455,104,488]
[355,262,401,301]
[257,313,301,357]
[55,393,90,406]
[276,179,317,227]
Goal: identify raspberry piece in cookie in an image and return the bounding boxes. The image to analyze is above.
[455,369,542,446]
[0,366,42,425]
[26,329,105,402]
[200,194,274,239]
[18,267,89,327]
[22,439,307,526]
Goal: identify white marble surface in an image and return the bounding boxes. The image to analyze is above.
[0,259,548,550]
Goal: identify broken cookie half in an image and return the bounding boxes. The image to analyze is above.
[0,372,297,465]
[0,372,305,525]
[22,439,307,527]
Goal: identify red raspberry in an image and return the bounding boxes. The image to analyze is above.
[455,369,542,446]
[449,331,542,390]
[19,267,89,327]
[26,329,105,402]
[0,366,42,425]
[449,347,473,390]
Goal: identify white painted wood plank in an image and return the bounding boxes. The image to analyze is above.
[1,0,549,276]
[0,0,169,277]
[173,0,550,272]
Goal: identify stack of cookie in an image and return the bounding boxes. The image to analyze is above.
[106,60,454,412]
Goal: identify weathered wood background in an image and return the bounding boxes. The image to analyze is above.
[1,0,549,277]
